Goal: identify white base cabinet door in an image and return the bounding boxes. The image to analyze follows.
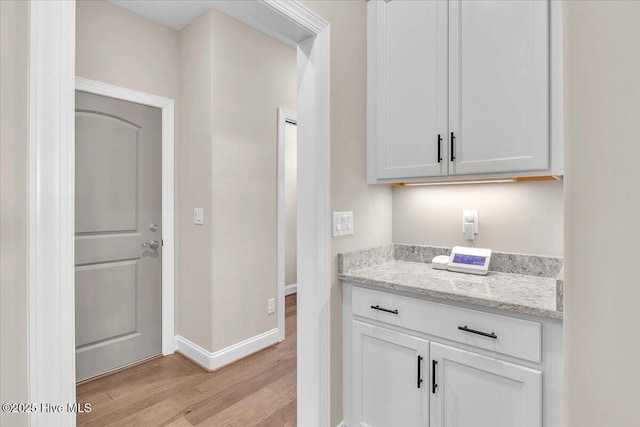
[430,343,542,427]
[352,320,430,427]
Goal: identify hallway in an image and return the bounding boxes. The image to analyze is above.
[76,295,297,426]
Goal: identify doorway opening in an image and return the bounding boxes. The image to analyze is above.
[28,1,331,426]
[278,107,298,341]
[74,11,301,420]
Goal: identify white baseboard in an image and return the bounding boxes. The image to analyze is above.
[336,422,346,427]
[285,283,297,295]
[175,328,279,371]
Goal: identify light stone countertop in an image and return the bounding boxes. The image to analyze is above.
[339,260,562,320]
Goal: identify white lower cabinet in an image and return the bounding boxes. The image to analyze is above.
[352,321,430,427]
[344,284,561,427]
[430,343,542,427]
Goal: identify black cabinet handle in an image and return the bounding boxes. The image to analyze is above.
[437,134,442,163]
[417,355,423,388]
[450,132,456,161]
[370,305,399,315]
[432,360,438,394]
[458,325,498,339]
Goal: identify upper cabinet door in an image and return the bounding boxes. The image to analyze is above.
[449,0,550,176]
[370,0,448,180]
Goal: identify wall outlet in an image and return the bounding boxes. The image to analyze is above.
[267,298,275,314]
[462,209,479,234]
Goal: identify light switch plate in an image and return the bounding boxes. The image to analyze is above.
[194,208,204,225]
[333,211,353,237]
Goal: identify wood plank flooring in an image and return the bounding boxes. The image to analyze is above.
[76,294,297,427]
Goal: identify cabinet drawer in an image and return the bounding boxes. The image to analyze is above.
[351,285,542,363]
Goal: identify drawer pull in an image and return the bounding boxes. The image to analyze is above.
[370,305,399,315]
[417,355,423,388]
[458,325,498,339]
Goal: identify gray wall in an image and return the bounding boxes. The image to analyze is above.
[0,1,30,426]
[208,8,296,351]
[76,0,180,102]
[393,181,564,256]
[179,8,297,352]
[564,1,640,425]
[178,9,214,351]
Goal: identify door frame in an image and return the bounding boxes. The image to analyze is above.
[28,1,331,426]
[277,106,297,342]
[75,77,176,357]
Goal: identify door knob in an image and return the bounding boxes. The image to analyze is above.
[149,222,159,232]
[142,240,159,250]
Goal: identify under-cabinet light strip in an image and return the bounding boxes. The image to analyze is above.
[401,179,516,187]
[390,175,561,187]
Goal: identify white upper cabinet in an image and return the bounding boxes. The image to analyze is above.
[367,0,563,183]
[368,0,448,180]
[449,0,549,175]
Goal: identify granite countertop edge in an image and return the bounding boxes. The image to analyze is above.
[340,272,563,321]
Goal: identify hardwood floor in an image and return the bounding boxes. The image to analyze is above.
[76,294,297,426]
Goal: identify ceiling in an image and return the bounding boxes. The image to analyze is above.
[108,1,213,31]
[107,1,305,47]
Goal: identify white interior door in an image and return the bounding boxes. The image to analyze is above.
[430,342,542,427]
[352,320,430,427]
[75,91,162,382]
[449,0,549,175]
[374,0,448,179]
